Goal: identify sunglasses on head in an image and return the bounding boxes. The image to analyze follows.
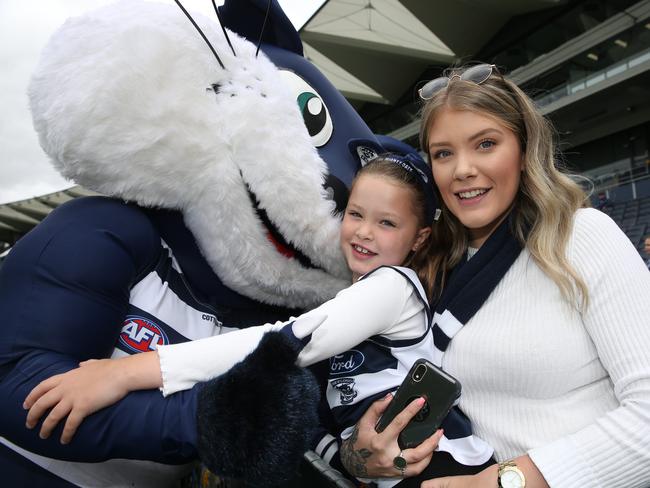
[418,64,498,100]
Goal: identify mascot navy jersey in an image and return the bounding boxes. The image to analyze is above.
[0,0,414,486]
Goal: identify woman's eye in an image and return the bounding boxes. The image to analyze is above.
[478,139,495,150]
[348,210,361,218]
[432,150,451,160]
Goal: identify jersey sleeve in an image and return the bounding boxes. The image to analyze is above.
[157,267,412,395]
[528,209,650,487]
[158,322,285,395]
[293,267,412,366]
[0,198,199,463]
[0,197,160,363]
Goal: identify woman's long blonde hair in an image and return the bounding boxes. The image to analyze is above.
[419,65,589,307]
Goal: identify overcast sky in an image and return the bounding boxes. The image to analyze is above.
[0,0,323,204]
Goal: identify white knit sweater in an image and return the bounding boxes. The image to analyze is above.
[442,208,650,487]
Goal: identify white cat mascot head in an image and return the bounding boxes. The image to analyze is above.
[28,0,390,309]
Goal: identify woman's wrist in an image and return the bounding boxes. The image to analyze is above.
[492,455,549,488]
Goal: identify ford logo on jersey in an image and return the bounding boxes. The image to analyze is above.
[329,350,364,375]
[119,316,169,353]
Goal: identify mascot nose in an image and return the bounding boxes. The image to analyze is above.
[323,174,348,216]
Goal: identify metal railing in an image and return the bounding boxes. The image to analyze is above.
[535,46,650,108]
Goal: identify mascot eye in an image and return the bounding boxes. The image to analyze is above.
[279,70,333,148]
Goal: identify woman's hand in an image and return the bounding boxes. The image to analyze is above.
[23,352,162,444]
[340,394,443,479]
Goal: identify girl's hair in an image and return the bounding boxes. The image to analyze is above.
[351,156,435,300]
[418,65,589,308]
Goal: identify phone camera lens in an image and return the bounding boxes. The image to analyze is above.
[412,364,427,382]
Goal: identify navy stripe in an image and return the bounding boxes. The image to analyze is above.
[318,437,338,458]
[440,407,473,439]
[361,265,431,325]
[368,325,431,348]
[154,248,220,315]
[432,325,451,351]
[386,266,432,325]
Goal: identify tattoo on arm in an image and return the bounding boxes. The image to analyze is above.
[340,424,372,477]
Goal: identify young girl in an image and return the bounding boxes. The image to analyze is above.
[24,154,494,486]
[339,64,650,488]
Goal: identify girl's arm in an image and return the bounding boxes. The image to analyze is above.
[158,267,413,395]
[23,352,162,443]
[23,268,413,441]
[22,321,285,442]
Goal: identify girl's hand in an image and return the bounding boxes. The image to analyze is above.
[23,352,161,444]
[23,358,132,444]
[340,394,443,479]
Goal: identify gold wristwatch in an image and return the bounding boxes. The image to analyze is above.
[497,460,526,488]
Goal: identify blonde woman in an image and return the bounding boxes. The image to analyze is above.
[340,64,650,488]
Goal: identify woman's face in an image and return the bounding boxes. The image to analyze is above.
[427,107,523,248]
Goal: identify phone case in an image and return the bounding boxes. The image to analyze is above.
[375,358,461,449]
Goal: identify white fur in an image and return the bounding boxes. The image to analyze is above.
[29,1,350,309]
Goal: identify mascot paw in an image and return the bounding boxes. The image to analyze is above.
[196,331,320,486]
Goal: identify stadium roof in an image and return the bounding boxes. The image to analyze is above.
[300,0,567,104]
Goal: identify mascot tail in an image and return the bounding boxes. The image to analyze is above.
[196,331,320,486]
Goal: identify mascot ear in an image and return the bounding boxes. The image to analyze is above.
[219,0,304,55]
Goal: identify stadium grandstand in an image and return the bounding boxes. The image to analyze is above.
[0,187,98,270]
[303,0,650,256]
[2,0,650,265]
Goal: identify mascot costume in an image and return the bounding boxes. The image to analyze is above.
[0,1,416,486]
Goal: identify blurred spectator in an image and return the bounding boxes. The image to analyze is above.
[596,192,614,211]
[645,236,650,271]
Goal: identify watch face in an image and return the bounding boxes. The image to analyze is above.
[500,468,525,488]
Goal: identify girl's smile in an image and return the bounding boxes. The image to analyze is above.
[340,173,430,282]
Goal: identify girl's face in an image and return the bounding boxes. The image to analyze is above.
[340,173,430,282]
[427,107,523,248]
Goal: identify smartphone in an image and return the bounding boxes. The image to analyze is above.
[375,358,461,449]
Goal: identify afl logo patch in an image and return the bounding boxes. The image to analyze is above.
[119,316,168,353]
[329,350,364,375]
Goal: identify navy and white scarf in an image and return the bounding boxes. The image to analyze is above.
[432,216,523,362]
[428,216,523,467]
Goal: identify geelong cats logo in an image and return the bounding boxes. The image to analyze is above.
[330,378,358,405]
